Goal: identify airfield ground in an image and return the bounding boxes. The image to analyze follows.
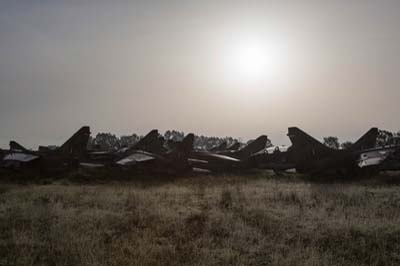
[0,172,399,266]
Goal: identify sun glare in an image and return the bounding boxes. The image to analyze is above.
[232,42,265,80]
[224,36,288,86]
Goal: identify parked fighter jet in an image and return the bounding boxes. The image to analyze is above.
[85,129,166,166]
[2,126,91,172]
[286,127,379,174]
[217,135,269,159]
[251,127,379,173]
[116,133,194,174]
[190,135,269,172]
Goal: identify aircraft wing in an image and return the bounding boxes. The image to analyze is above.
[80,162,105,168]
[191,151,241,162]
[90,151,112,155]
[3,153,39,162]
[188,158,209,164]
[206,153,241,162]
[116,152,156,166]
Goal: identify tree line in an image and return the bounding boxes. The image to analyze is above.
[88,129,399,151]
[88,130,245,151]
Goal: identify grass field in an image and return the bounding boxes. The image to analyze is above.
[0,171,400,266]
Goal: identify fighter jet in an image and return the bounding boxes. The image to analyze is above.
[216,135,269,159]
[251,127,379,173]
[190,135,269,172]
[84,129,166,166]
[286,127,379,175]
[2,126,91,172]
[115,133,194,174]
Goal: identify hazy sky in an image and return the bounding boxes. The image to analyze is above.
[1,0,400,148]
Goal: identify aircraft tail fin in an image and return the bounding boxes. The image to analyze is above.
[134,130,158,148]
[9,141,28,152]
[240,135,269,158]
[170,133,194,160]
[133,129,166,153]
[59,126,91,156]
[287,127,329,151]
[350,127,378,151]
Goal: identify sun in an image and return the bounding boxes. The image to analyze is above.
[231,41,266,80]
[224,36,288,85]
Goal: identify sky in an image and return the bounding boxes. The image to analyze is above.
[1,0,400,148]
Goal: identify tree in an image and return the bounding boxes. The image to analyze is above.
[340,141,353,150]
[164,130,184,141]
[323,136,339,149]
[93,133,120,150]
[120,134,140,148]
[377,130,394,146]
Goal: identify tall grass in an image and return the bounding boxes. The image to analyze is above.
[0,173,399,266]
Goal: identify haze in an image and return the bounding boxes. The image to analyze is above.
[1,1,400,148]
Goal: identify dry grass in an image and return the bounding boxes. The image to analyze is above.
[0,172,399,266]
